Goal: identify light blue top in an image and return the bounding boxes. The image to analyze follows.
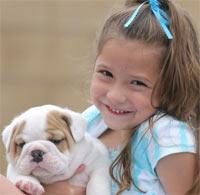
[82,105,196,194]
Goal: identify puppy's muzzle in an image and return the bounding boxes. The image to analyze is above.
[31,150,45,163]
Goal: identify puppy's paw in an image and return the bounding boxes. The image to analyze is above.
[16,179,44,195]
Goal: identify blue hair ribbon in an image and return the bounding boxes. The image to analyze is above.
[124,0,173,39]
[124,2,146,28]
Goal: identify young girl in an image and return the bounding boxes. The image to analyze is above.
[1,0,199,194]
[82,0,200,194]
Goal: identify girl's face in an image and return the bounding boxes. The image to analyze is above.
[90,39,163,131]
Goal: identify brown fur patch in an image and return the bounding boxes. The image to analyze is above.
[46,110,75,152]
[8,121,26,161]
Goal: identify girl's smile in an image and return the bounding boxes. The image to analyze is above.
[90,39,164,131]
[106,105,132,115]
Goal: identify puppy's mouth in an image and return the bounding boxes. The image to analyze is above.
[30,163,67,179]
[31,165,49,173]
[30,165,52,177]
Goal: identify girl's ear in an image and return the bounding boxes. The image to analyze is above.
[64,109,87,143]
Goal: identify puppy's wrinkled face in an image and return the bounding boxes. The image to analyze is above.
[2,105,86,179]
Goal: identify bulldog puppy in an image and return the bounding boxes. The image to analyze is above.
[2,105,110,195]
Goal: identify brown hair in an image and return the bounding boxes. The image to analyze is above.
[95,0,200,194]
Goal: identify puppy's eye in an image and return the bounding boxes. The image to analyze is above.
[18,142,25,148]
[49,139,64,145]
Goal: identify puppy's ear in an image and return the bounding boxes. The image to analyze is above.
[2,123,15,152]
[63,110,87,143]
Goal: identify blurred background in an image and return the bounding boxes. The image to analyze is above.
[0,0,199,175]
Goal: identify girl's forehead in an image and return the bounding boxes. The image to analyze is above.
[99,38,164,59]
[96,39,163,76]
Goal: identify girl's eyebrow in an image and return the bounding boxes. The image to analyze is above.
[95,62,107,68]
[95,63,110,69]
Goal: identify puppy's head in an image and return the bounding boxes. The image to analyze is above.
[2,105,87,179]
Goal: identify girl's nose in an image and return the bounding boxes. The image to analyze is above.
[106,85,126,104]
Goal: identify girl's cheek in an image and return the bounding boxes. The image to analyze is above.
[91,80,110,104]
[90,79,102,98]
[130,92,155,111]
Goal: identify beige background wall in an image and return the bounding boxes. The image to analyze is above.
[0,0,199,175]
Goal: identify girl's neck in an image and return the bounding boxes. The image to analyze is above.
[99,128,133,149]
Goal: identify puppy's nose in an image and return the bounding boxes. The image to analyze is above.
[31,150,45,163]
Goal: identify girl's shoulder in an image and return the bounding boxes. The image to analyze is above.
[134,111,196,148]
[132,112,196,170]
[138,112,195,142]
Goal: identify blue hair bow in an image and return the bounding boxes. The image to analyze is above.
[124,0,173,39]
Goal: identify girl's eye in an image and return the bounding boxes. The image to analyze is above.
[131,80,147,87]
[98,70,113,78]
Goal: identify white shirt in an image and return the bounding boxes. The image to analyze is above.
[82,106,196,194]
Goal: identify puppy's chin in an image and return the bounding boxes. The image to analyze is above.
[14,141,71,178]
[31,166,66,178]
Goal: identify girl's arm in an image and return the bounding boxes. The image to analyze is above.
[0,174,25,195]
[0,174,86,195]
[156,152,196,195]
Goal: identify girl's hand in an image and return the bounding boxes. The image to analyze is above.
[43,181,86,195]
[43,164,87,195]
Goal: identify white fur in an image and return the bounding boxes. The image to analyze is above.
[2,105,111,195]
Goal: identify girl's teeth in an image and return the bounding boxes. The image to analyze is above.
[108,106,130,114]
